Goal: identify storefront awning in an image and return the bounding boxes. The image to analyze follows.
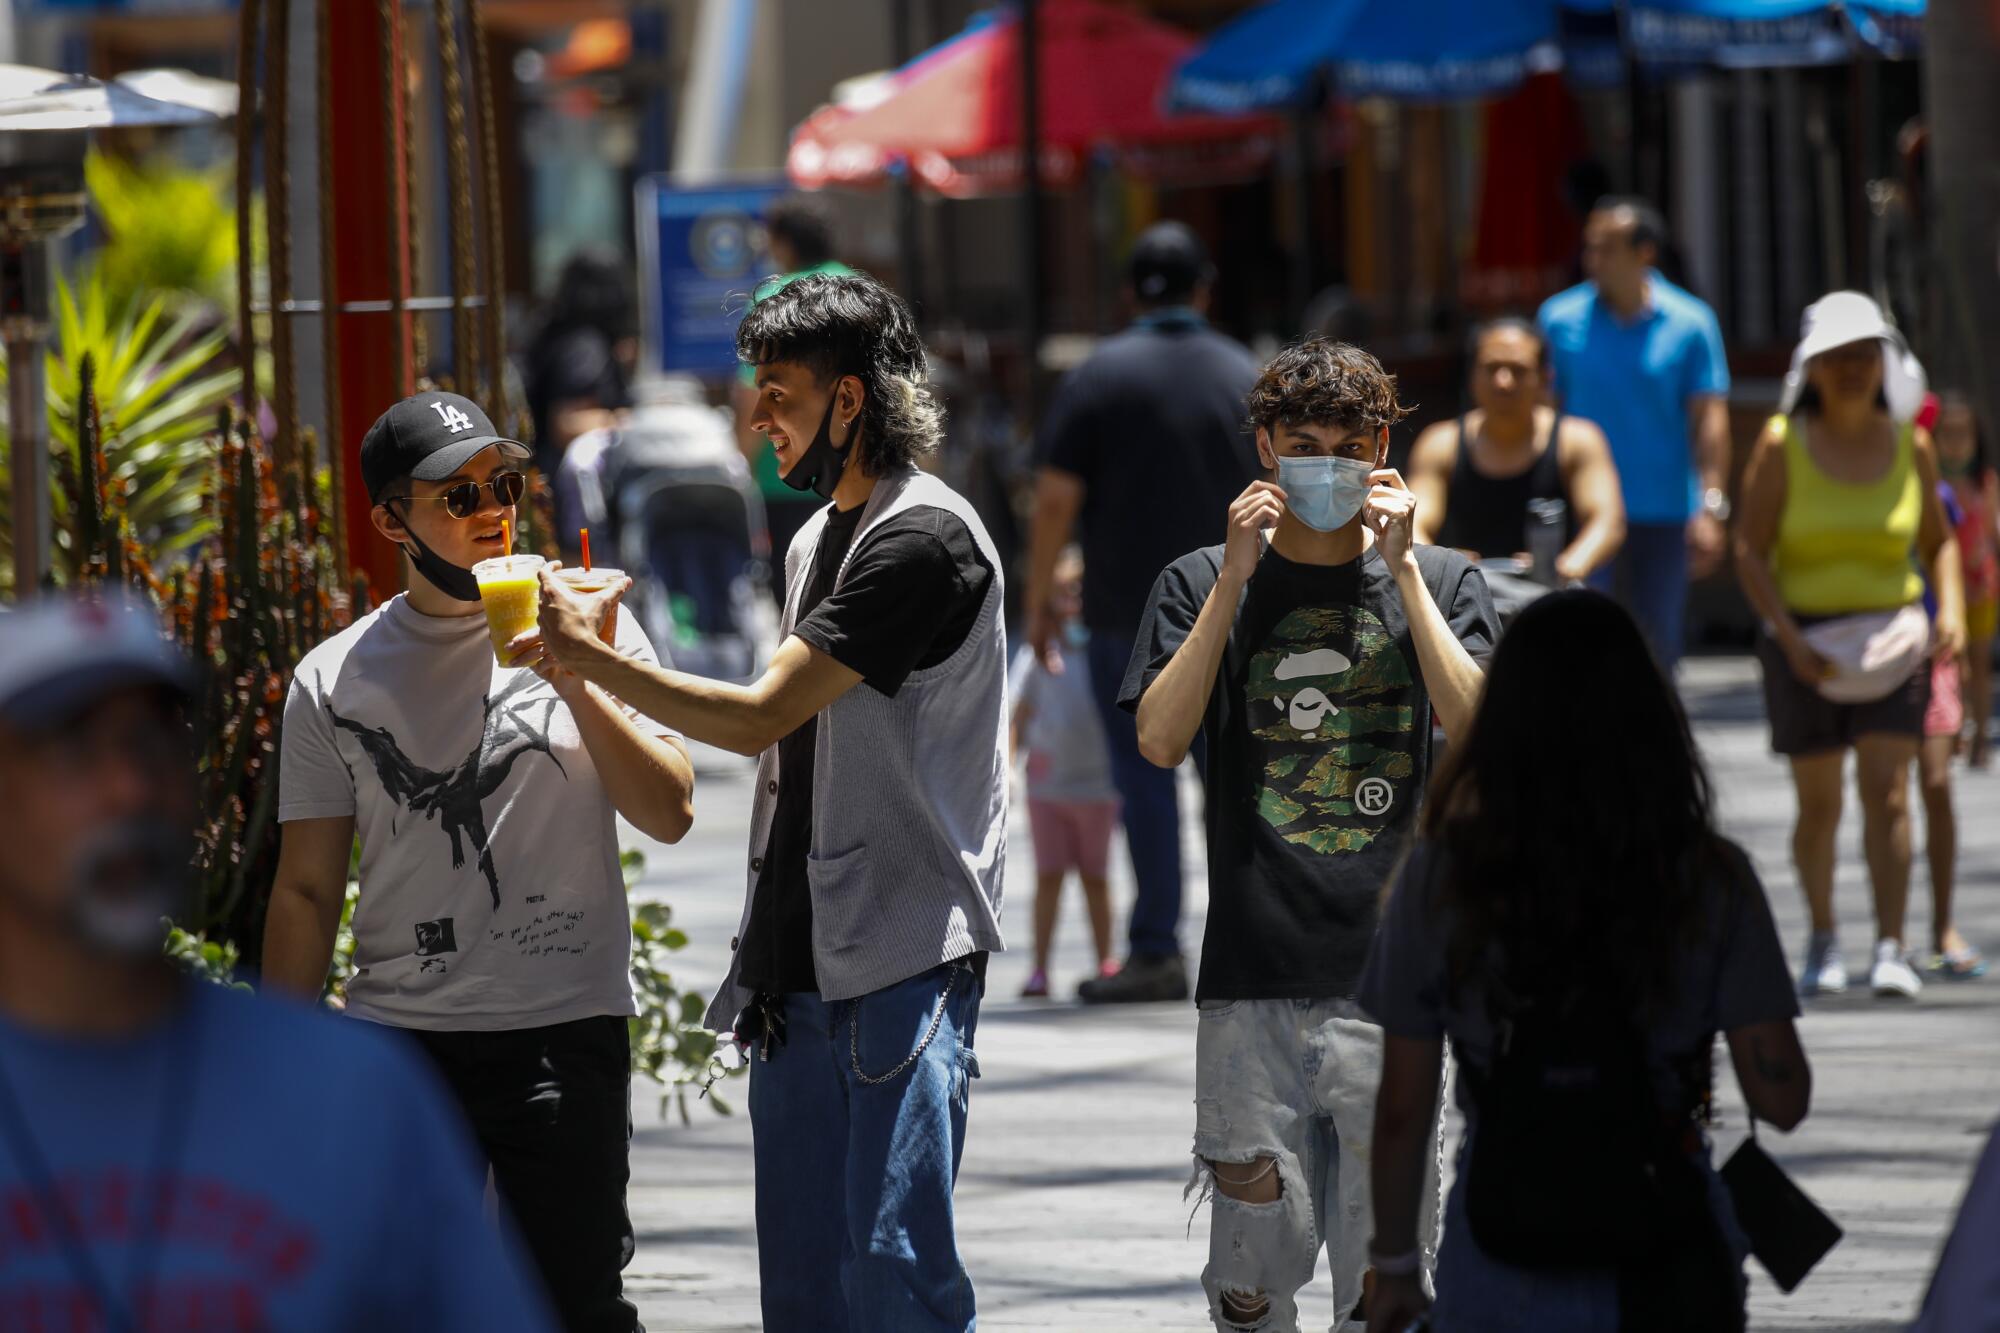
[1169,0,1925,112]
[787,0,1281,198]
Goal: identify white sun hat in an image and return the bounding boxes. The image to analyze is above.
[1779,290,1928,422]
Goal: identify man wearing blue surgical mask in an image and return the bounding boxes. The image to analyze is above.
[1118,338,1497,1332]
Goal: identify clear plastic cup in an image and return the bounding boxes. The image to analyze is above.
[472,554,547,661]
[553,566,627,597]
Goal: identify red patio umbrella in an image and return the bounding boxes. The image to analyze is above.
[788,0,1281,198]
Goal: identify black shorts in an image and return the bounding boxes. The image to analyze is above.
[1755,629,1929,757]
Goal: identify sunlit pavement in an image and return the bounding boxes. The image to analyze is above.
[622,655,2000,1331]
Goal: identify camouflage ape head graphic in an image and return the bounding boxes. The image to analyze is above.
[1247,604,1416,855]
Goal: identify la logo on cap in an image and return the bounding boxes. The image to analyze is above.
[431,400,475,434]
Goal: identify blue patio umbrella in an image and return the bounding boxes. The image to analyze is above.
[1569,0,1923,66]
[1168,0,1924,113]
[1614,0,1856,66]
[1165,0,1562,112]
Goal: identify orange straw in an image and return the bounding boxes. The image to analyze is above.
[502,517,512,557]
[580,528,592,571]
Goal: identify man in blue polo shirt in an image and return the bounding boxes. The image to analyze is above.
[1539,197,1732,669]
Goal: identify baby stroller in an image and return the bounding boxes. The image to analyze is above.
[569,376,779,683]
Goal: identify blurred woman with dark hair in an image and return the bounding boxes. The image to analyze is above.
[525,249,638,551]
[1361,590,1809,1333]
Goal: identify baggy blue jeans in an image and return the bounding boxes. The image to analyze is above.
[749,960,983,1333]
[1086,629,1195,959]
[1588,520,1690,671]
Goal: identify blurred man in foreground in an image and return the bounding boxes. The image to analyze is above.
[0,594,552,1331]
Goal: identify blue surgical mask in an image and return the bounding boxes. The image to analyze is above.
[1063,622,1089,649]
[1275,455,1376,532]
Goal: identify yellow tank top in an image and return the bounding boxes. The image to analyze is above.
[1774,414,1925,615]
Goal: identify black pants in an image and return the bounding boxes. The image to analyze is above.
[409,1015,642,1333]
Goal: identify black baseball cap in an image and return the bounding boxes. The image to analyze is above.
[1127,221,1215,304]
[360,391,531,503]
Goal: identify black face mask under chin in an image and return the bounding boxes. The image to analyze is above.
[392,504,483,602]
[779,392,855,502]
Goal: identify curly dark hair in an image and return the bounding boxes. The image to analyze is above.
[1247,337,1413,437]
[737,270,943,476]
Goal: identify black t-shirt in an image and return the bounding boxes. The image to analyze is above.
[1038,315,1262,641]
[1118,543,1496,1002]
[526,326,630,474]
[736,502,996,994]
[1433,414,1576,560]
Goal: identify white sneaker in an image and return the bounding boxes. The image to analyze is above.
[1871,939,1923,1000]
[1800,932,1848,996]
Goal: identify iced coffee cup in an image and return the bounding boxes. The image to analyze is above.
[472,554,547,661]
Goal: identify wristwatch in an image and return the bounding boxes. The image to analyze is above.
[1701,487,1732,523]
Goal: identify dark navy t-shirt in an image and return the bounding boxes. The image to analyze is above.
[1038,313,1262,641]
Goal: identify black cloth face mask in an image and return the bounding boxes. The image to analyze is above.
[779,390,855,502]
[390,502,483,602]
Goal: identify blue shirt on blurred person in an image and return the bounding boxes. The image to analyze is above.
[0,983,554,1330]
[1538,270,1730,526]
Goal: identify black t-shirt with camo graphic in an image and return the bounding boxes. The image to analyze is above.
[1120,543,1496,1002]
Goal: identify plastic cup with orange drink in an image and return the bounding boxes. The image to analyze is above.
[472,554,547,661]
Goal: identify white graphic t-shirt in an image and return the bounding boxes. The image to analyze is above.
[279,595,677,1032]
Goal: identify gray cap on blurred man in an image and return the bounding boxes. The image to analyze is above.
[0,593,197,963]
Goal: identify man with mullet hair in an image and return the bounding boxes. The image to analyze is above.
[1121,339,1497,1332]
[524,271,1006,1333]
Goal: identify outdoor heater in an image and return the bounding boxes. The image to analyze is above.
[0,65,232,597]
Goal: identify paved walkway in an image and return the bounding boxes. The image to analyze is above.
[625,656,2000,1331]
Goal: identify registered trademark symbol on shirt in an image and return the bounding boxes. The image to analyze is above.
[1355,777,1394,817]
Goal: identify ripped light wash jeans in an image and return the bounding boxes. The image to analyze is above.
[1191,997,1443,1333]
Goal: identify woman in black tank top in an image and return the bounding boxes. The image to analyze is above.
[1410,318,1626,583]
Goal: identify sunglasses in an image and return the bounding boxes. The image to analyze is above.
[390,470,526,520]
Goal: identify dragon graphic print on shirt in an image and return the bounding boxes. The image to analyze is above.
[1246,602,1415,855]
[325,671,567,907]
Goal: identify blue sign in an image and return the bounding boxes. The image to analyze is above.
[638,178,788,378]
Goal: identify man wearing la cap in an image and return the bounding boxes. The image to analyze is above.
[263,390,695,1330]
[1023,221,1263,1003]
[0,593,555,1330]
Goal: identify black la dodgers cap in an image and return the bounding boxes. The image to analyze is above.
[360,391,531,502]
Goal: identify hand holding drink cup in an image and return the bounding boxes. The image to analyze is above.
[503,561,630,685]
